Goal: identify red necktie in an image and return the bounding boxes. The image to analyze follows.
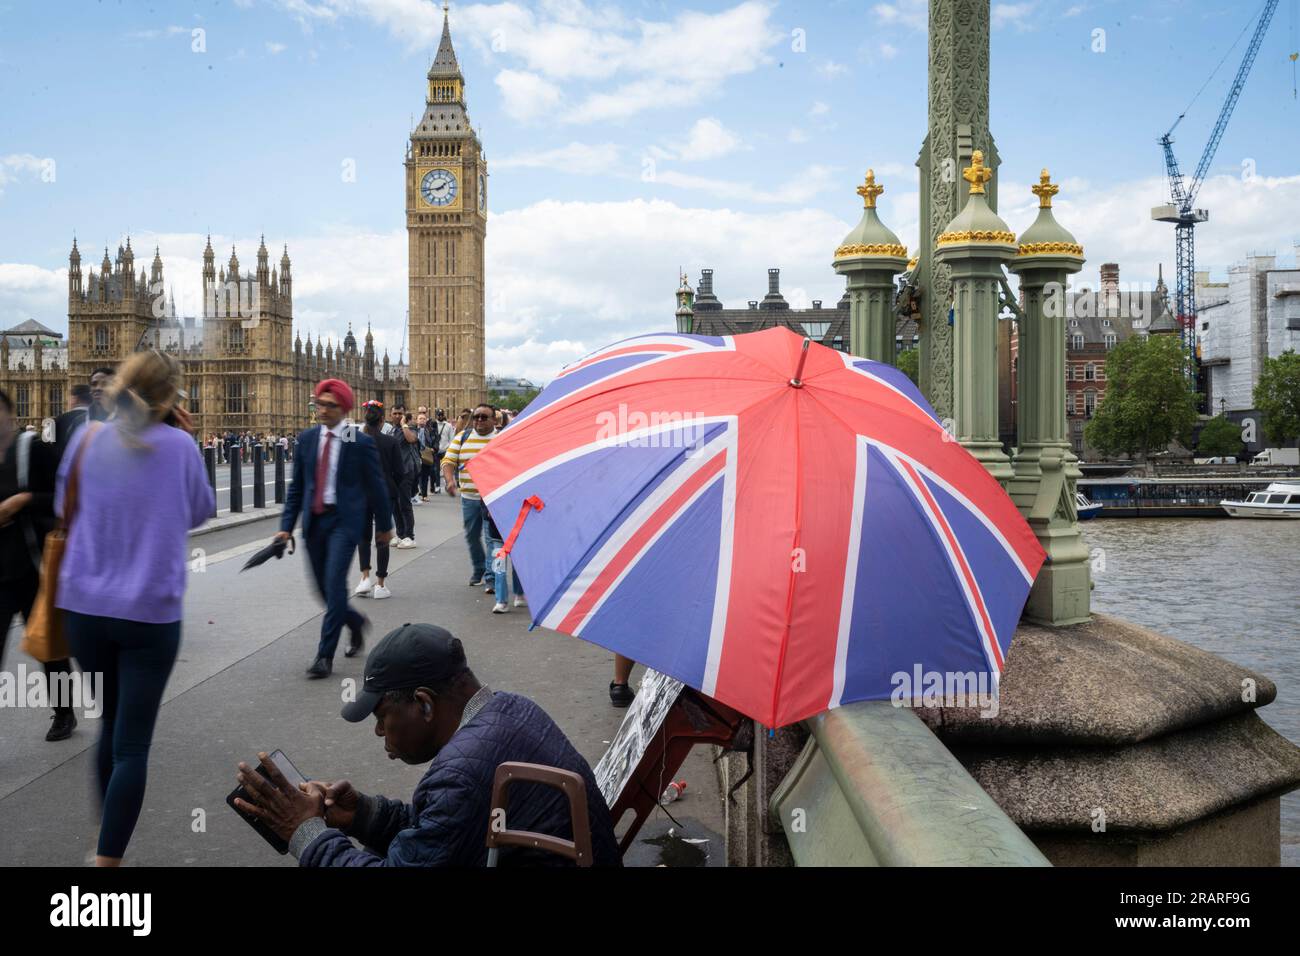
[311,431,334,515]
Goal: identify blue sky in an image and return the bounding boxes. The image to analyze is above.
[2,0,1299,382]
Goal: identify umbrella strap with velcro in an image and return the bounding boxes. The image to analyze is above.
[495,495,544,558]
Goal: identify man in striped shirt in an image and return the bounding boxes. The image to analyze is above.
[442,403,499,587]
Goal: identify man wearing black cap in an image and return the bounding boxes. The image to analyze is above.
[233,623,622,867]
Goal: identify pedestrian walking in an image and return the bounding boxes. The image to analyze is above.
[441,403,499,587]
[386,405,418,548]
[88,367,114,422]
[275,379,392,678]
[354,401,402,601]
[53,383,92,458]
[53,351,215,866]
[415,412,435,501]
[0,388,78,741]
[432,409,453,494]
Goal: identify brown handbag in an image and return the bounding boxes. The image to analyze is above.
[21,423,100,662]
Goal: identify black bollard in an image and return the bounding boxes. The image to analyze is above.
[274,443,286,504]
[253,443,266,509]
[204,446,218,518]
[230,446,243,513]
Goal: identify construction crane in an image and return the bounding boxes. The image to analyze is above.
[1152,0,1281,391]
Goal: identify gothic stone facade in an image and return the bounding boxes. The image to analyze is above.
[0,237,408,434]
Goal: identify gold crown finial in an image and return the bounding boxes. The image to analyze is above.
[1032,168,1059,208]
[962,150,992,196]
[856,169,885,209]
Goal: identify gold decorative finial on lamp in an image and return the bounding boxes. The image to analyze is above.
[1032,168,1059,208]
[962,150,993,196]
[856,169,885,209]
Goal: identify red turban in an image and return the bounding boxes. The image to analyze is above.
[314,378,355,414]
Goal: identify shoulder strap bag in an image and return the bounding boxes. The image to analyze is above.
[22,423,101,663]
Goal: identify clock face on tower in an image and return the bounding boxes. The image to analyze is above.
[420,168,458,207]
[478,173,486,212]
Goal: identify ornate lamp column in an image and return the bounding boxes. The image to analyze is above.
[1007,170,1090,625]
[833,170,909,363]
[933,151,1015,482]
[916,0,998,420]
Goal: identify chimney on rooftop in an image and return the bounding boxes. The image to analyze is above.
[1100,262,1120,314]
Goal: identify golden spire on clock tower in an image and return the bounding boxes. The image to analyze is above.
[428,2,464,105]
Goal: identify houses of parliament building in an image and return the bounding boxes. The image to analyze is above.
[1,237,409,435]
[1,5,487,431]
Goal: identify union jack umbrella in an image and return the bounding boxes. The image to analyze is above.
[467,327,1045,727]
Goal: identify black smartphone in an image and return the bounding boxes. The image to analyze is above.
[226,749,309,855]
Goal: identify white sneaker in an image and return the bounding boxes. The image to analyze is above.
[354,577,374,597]
[514,595,527,608]
[413,498,423,506]
[372,585,392,600]
[395,538,416,550]
[492,602,508,614]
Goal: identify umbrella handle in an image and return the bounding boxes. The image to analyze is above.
[498,495,544,557]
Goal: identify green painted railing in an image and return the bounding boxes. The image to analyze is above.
[770,701,1050,866]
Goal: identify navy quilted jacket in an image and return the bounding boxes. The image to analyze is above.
[300,692,622,867]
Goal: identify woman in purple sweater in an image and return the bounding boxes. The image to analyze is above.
[56,350,214,867]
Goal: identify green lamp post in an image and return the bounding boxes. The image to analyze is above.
[833,170,910,363]
[1007,169,1090,625]
[933,151,1016,483]
[675,272,695,334]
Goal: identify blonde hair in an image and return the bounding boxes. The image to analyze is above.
[108,350,184,448]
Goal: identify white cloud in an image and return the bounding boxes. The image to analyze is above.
[810,101,830,117]
[297,1,781,125]
[1063,4,1085,17]
[995,171,1300,288]
[0,263,64,328]
[266,41,288,54]
[676,118,744,161]
[878,42,899,60]
[817,60,849,78]
[992,2,1036,31]
[483,197,856,380]
[872,1,927,31]
[788,128,808,144]
[493,141,623,176]
[0,154,52,198]
[494,69,563,122]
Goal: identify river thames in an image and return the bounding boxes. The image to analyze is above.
[1080,517,1300,866]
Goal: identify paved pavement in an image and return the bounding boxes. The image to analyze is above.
[0,494,725,866]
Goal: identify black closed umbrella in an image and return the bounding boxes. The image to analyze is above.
[241,535,295,572]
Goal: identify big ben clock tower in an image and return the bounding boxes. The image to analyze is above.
[407,2,486,414]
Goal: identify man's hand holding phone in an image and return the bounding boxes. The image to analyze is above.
[233,751,325,842]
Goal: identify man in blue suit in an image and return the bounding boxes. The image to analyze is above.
[275,379,393,678]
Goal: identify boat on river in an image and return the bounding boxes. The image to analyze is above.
[1075,491,1103,520]
[1078,476,1279,517]
[1220,482,1300,519]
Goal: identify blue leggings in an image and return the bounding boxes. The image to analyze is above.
[65,611,181,859]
